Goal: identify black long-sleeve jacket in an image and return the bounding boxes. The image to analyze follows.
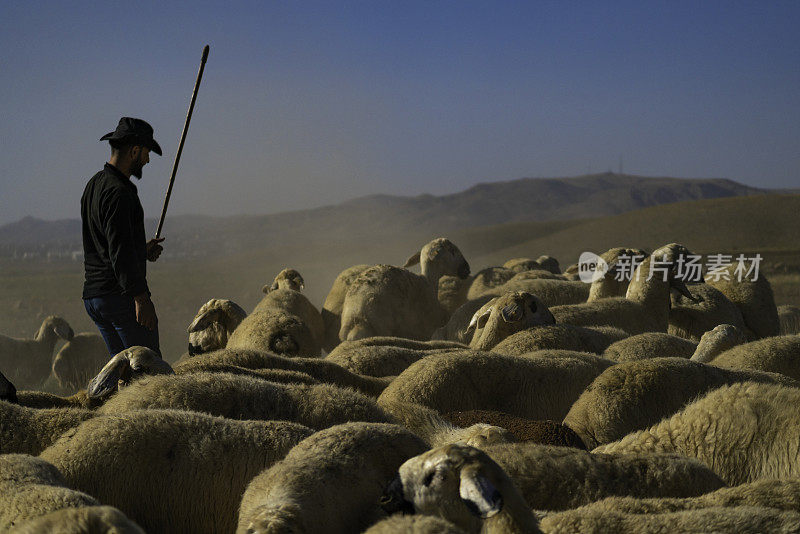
[81,163,149,298]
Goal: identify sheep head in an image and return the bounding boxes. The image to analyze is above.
[691,323,747,363]
[40,315,75,341]
[468,292,556,351]
[380,444,539,534]
[0,369,16,403]
[187,299,248,356]
[629,243,699,303]
[87,346,173,400]
[405,238,471,290]
[263,268,305,293]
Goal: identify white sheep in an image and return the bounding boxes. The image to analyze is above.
[86,346,174,401]
[475,274,590,307]
[466,266,517,300]
[237,422,429,534]
[431,295,496,343]
[594,381,800,485]
[563,356,798,449]
[492,324,629,357]
[466,292,556,351]
[49,332,109,392]
[504,254,561,274]
[0,316,74,388]
[9,506,145,534]
[604,324,745,363]
[540,505,800,533]
[226,307,321,357]
[378,350,614,422]
[325,338,465,377]
[263,267,305,293]
[363,514,467,534]
[97,371,392,430]
[251,287,325,349]
[705,262,781,339]
[586,247,649,302]
[437,274,473,316]
[0,401,94,455]
[174,346,391,396]
[0,454,142,532]
[380,444,540,534]
[321,264,371,352]
[186,298,247,356]
[481,442,726,511]
[778,304,800,334]
[39,409,313,534]
[707,334,800,380]
[668,282,747,341]
[548,243,698,335]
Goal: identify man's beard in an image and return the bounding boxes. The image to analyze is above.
[131,162,143,180]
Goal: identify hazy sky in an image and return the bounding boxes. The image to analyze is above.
[1,1,798,225]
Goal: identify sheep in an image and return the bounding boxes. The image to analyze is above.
[263,267,305,293]
[175,360,320,386]
[0,401,94,455]
[49,332,109,392]
[380,444,541,534]
[467,292,556,351]
[97,371,392,429]
[378,350,614,422]
[540,505,800,534]
[442,410,587,449]
[0,316,74,388]
[227,307,321,357]
[563,356,798,449]
[594,381,800,485]
[339,265,449,341]
[705,262,781,339]
[603,324,745,363]
[237,422,429,534]
[475,274,591,307]
[39,409,313,534]
[1,454,97,530]
[364,514,467,534]
[668,282,747,341]
[586,247,648,302]
[548,243,698,335]
[14,390,98,410]
[186,298,247,356]
[321,264,371,352]
[548,477,800,515]
[778,304,800,334]
[325,340,465,378]
[0,454,143,532]
[9,506,145,534]
[690,323,749,362]
[707,334,800,380]
[504,255,561,274]
[378,398,515,449]
[467,266,517,300]
[252,276,325,349]
[0,369,16,403]
[86,346,174,401]
[493,325,629,356]
[174,347,391,396]
[484,442,725,511]
[437,274,473,316]
[431,295,496,343]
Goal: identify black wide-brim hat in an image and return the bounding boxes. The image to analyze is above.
[100,117,162,156]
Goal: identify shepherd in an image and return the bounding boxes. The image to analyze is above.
[81,117,165,357]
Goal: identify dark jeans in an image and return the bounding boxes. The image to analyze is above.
[84,294,160,357]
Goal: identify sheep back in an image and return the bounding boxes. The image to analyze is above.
[602,332,698,362]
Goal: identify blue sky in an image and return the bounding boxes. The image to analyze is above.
[1,1,798,224]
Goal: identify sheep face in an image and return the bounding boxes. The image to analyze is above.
[381,445,504,533]
[187,299,247,356]
[405,238,471,283]
[43,315,75,341]
[87,346,173,400]
[0,369,16,403]
[468,292,556,351]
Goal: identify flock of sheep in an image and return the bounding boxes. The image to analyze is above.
[2,236,800,533]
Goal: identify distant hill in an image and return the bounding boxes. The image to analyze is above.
[0,173,771,258]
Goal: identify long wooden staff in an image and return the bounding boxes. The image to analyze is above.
[155,44,210,239]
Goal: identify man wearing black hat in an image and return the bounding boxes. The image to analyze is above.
[81,117,165,357]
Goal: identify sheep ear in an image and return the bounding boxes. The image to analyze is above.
[219,301,248,331]
[459,468,502,518]
[188,309,223,333]
[476,310,491,329]
[87,352,128,399]
[261,284,271,294]
[403,251,421,268]
[670,277,699,303]
[53,322,74,340]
